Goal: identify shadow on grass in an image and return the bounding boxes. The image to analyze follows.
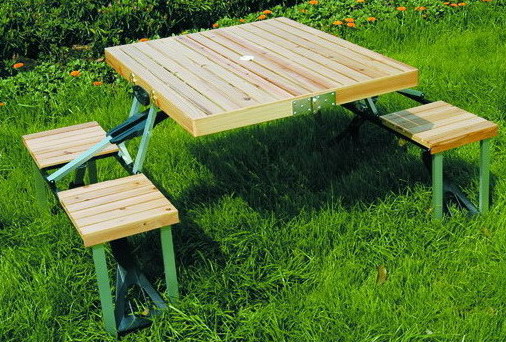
[180,106,480,217]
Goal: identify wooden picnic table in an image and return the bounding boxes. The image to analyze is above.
[105,17,418,137]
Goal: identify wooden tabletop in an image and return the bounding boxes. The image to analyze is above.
[105,17,418,137]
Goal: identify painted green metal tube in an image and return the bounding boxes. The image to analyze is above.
[160,226,179,302]
[479,139,491,214]
[91,244,117,336]
[432,153,443,219]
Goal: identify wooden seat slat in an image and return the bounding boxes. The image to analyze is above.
[22,122,119,169]
[22,121,99,140]
[58,174,179,247]
[381,101,498,154]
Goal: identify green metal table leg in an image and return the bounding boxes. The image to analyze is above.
[479,139,491,214]
[160,226,179,302]
[87,159,98,184]
[33,162,47,209]
[91,244,117,336]
[432,153,444,219]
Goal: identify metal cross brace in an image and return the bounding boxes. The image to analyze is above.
[46,92,167,183]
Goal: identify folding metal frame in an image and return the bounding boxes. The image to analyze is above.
[32,86,176,336]
[335,89,493,219]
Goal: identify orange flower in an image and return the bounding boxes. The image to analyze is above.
[450,3,458,6]
[92,81,103,86]
[347,22,356,27]
[257,14,267,20]
[397,6,407,11]
[458,2,467,5]
[344,18,355,23]
[356,0,365,2]
[70,70,81,77]
[239,19,246,22]
[262,10,272,14]
[13,62,24,69]
[367,17,377,21]
[308,0,319,4]
[443,2,450,4]
[415,6,427,10]
[138,38,149,42]
[332,20,344,25]
[0,102,5,106]
[212,23,219,28]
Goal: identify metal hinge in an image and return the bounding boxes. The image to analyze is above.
[292,92,336,115]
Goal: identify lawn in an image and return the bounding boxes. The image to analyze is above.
[1,1,505,341]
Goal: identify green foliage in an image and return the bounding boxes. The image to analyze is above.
[0,0,299,65]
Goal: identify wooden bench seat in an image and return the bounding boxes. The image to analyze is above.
[379,100,498,218]
[57,173,179,247]
[22,121,119,169]
[381,101,498,154]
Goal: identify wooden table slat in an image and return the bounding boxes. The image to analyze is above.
[175,36,294,99]
[208,29,336,90]
[181,35,309,96]
[105,17,419,136]
[165,39,281,103]
[276,18,416,73]
[227,24,365,84]
[262,20,401,76]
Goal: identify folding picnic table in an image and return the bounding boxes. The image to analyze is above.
[35,17,496,335]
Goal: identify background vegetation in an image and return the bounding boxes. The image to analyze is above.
[1,0,505,341]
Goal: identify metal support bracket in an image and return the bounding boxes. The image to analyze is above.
[46,104,167,183]
[292,92,336,115]
[110,238,167,334]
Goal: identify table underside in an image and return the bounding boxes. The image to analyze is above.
[105,17,418,136]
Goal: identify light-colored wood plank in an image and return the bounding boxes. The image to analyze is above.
[429,122,498,154]
[226,24,366,83]
[335,70,418,104]
[75,197,170,227]
[105,18,419,136]
[22,122,99,141]
[57,173,149,202]
[24,125,103,146]
[132,44,255,111]
[276,17,416,73]
[185,33,312,96]
[65,184,158,212]
[123,46,233,113]
[379,101,498,154]
[158,39,280,103]
[175,35,294,99]
[263,19,402,76]
[208,29,337,90]
[37,144,118,169]
[58,174,179,247]
[72,190,162,219]
[80,205,178,247]
[105,47,202,135]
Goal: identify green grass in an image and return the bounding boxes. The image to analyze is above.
[1,2,506,341]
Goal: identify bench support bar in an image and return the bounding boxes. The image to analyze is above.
[432,154,443,219]
[480,139,491,213]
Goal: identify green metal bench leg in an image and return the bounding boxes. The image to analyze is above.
[87,159,98,184]
[160,226,179,302]
[432,153,443,219]
[33,162,47,209]
[91,244,117,337]
[479,139,491,214]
